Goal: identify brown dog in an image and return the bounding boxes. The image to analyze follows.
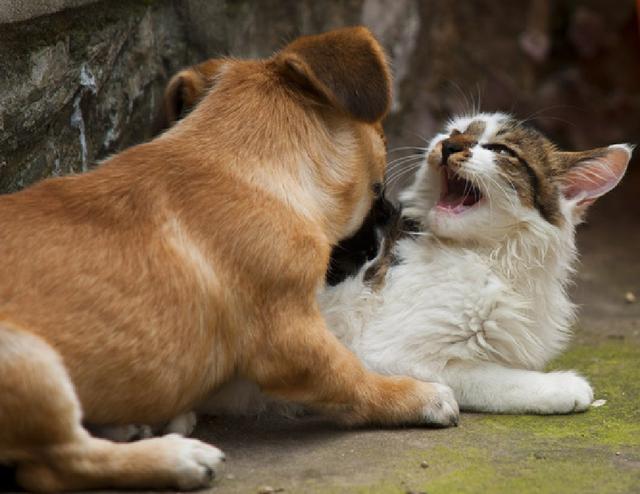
[0,27,458,492]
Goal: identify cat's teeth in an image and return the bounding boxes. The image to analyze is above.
[436,167,483,214]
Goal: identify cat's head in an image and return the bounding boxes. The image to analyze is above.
[401,112,632,243]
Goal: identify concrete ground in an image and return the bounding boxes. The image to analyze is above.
[195,166,640,494]
[1,170,638,494]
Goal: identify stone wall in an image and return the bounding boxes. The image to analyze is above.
[1,0,638,194]
[0,1,191,191]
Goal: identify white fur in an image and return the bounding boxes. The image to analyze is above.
[318,219,585,414]
[160,434,225,490]
[316,113,631,414]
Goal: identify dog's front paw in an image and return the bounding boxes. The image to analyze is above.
[160,434,226,490]
[538,371,594,414]
[420,382,460,427]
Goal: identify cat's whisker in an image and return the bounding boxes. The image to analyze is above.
[386,153,424,165]
[385,166,421,185]
[518,106,583,129]
[387,146,428,154]
[385,164,423,189]
[387,152,424,161]
[468,87,476,118]
[529,115,578,128]
[475,170,515,204]
[407,130,431,144]
[384,162,423,188]
[474,174,497,218]
[386,155,424,169]
[474,83,483,116]
[493,174,520,205]
[385,161,424,181]
[477,172,519,213]
[519,104,583,121]
[460,174,473,203]
[446,80,472,116]
[489,175,520,212]
[386,154,425,170]
[385,164,423,182]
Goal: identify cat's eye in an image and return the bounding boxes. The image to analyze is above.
[483,143,517,158]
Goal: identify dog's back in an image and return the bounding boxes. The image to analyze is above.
[0,27,459,492]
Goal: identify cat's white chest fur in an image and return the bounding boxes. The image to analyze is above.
[321,233,571,381]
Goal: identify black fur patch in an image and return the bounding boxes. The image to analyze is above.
[326,195,397,286]
[362,208,417,290]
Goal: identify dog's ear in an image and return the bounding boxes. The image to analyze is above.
[160,59,226,128]
[275,27,391,123]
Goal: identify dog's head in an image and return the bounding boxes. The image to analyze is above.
[159,27,391,244]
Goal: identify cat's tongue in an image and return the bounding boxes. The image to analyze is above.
[437,168,482,213]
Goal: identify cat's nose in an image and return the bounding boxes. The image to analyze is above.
[441,139,465,165]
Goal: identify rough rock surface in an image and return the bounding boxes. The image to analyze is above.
[0,0,193,191]
[2,0,638,194]
[0,0,99,24]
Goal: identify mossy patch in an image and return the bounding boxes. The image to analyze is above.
[417,445,638,494]
[313,341,640,494]
[476,341,640,448]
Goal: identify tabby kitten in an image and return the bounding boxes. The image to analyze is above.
[320,112,631,413]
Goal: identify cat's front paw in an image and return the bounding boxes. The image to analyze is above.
[538,371,594,414]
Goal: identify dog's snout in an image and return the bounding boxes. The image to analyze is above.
[441,139,465,165]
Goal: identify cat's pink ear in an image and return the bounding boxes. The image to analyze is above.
[558,144,632,209]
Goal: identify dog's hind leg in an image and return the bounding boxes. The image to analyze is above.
[0,324,224,492]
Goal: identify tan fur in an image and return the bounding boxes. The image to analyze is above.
[0,27,454,492]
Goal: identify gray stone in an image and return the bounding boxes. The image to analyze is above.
[0,0,99,24]
[0,0,195,192]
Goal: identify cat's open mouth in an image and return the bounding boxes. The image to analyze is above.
[437,167,483,214]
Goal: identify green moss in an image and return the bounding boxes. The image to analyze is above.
[314,342,640,494]
[318,444,638,494]
[477,342,640,448]
[421,445,638,494]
